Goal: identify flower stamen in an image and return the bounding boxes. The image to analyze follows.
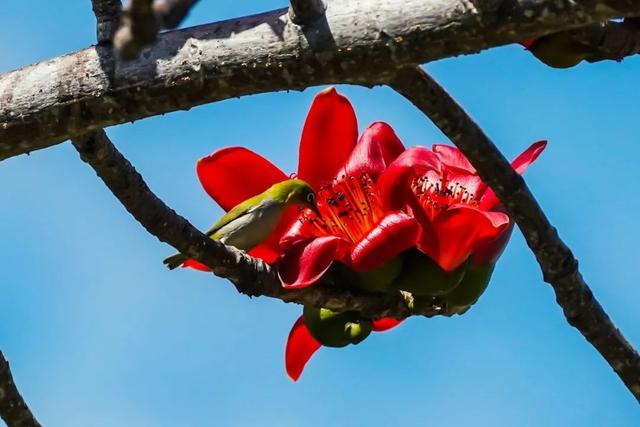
[301,172,383,243]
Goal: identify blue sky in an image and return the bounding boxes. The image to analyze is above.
[1,1,639,426]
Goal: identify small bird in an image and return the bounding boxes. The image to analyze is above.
[163,179,319,269]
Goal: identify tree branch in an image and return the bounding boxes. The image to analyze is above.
[69,130,446,320]
[0,351,41,427]
[153,0,200,29]
[91,0,123,44]
[114,0,158,60]
[288,0,326,25]
[387,66,640,401]
[577,18,640,62]
[3,0,640,161]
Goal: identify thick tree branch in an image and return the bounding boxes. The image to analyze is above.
[91,0,123,43]
[387,67,640,401]
[0,351,41,427]
[3,0,640,160]
[70,130,446,320]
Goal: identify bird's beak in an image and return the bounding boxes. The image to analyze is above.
[310,203,322,218]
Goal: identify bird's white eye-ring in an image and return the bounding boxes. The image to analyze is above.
[307,193,316,204]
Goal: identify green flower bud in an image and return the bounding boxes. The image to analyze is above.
[303,306,372,348]
[393,250,467,296]
[528,33,592,69]
[441,263,495,312]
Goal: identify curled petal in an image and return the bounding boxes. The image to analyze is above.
[297,87,358,189]
[421,206,510,272]
[479,140,547,210]
[197,147,287,212]
[378,146,441,210]
[472,220,515,266]
[372,318,403,332]
[278,236,350,289]
[285,316,322,382]
[350,212,419,272]
[342,122,405,179]
[279,210,319,250]
[432,144,475,174]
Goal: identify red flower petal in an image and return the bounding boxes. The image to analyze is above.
[472,220,515,266]
[420,206,510,272]
[342,122,405,179]
[378,146,441,210]
[197,147,287,212]
[182,259,211,271]
[479,140,547,210]
[350,212,419,272]
[297,87,358,189]
[278,236,350,289]
[285,316,322,382]
[521,39,537,49]
[511,140,547,175]
[432,144,476,174]
[372,317,403,332]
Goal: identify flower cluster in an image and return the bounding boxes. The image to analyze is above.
[180,88,546,381]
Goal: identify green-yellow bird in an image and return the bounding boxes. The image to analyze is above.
[163,179,319,269]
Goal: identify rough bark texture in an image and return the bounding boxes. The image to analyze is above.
[388,66,640,401]
[0,351,41,427]
[70,130,446,320]
[2,0,640,160]
[92,0,123,43]
[577,19,640,62]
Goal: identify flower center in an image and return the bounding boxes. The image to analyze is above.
[301,173,383,243]
[411,175,478,216]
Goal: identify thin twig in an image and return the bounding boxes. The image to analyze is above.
[288,0,326,25]
[91,0,123,43]
[0,351,41,427]
[387,66,640,401]
[153,0,200,29]
[69,130,445,320]
[114,0,200,59]
[114,0,158,60]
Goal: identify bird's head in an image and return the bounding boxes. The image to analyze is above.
[269,179,320,216]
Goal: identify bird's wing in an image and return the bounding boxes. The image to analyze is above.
[204,193,269,237]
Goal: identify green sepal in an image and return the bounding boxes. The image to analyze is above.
[352,256,403,293]
[393,250,467,296]
[303,306,372,348]
[441,263,495,311]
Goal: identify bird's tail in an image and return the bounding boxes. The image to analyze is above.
[163,253,188,270]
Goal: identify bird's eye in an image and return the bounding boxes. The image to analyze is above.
[307,193,315,204]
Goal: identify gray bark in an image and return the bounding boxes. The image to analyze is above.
[2,0,640,160]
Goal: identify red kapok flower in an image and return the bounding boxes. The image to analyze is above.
[378,140,547,272]
[276,121,419,289]
[179,87,417,278]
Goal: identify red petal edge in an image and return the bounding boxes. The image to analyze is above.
[372,318,403,332]
[350,212,419,272]
[297,87,358,189]
[197,147,287,212]
[285,316,322,382]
